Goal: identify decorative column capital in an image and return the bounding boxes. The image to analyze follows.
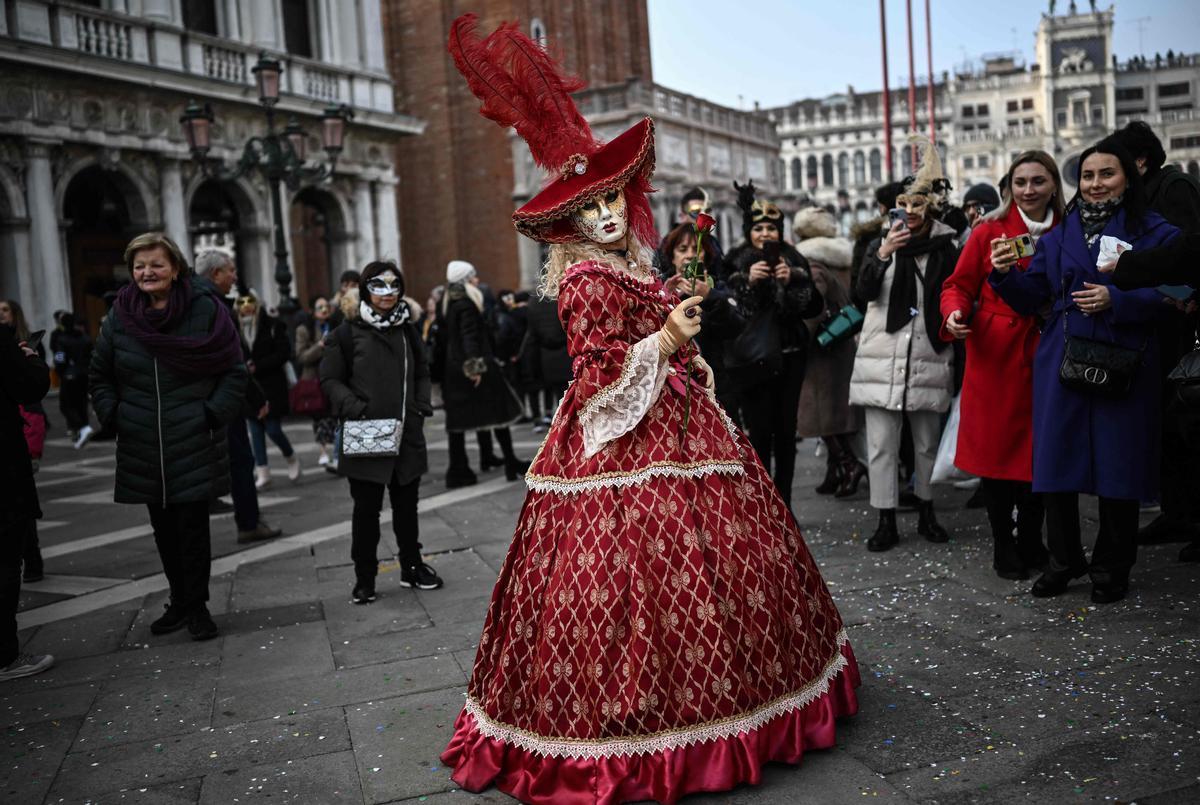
[22,138,61,161]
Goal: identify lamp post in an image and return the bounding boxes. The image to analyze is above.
[180,53,352,316]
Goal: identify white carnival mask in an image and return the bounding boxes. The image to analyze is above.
[571,189,628,245]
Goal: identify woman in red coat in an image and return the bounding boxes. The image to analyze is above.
[940,151,1064,579]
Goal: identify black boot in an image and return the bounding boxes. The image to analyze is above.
[816,456,843,495]
[834,457,867,498]
[505,458,531,482]
[445,465,478,489]
[867,509,899,552]
[917,499,950,543]
[476,431,504,470]
[816,438,844,495]
[993,529,1027,580]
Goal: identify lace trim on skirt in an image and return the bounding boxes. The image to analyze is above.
[460,629,850,760]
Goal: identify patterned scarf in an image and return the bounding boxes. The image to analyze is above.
[1077,196,1123,244]
[359,299,412,330]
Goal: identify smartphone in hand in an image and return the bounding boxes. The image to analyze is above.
[888,208,908,230]
[761,239,782,266]
[25,329,46,351]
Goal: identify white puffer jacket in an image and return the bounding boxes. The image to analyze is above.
[848,221,955,413]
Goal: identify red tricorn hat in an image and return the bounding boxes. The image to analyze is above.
[447,14,658,246]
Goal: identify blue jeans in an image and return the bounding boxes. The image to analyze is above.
[246,416,294,468]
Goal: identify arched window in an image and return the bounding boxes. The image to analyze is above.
[821,154,834,186]
[806,156,818,187]
[869,148,882,182]
[790,157,802,190]
[853,151,866,185]
[281,0,313,57]
[837,153,849,188]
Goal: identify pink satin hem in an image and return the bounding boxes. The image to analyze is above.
[440,643,861,805]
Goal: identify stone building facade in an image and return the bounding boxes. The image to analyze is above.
[0,0,422,333]
[382,0,653,300]
[767,5,1200,231]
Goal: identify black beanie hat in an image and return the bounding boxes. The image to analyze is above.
[874,181,906,211]
[963,183,1001,210]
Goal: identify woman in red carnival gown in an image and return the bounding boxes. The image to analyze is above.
[439,16,860,804]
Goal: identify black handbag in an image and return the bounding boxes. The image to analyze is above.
[1057,284,1144,398]
[1168,345,1200,409]
[724,307,783,386]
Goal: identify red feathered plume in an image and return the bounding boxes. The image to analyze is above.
[448,14,598,172]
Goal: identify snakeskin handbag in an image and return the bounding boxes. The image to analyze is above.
[341,418,402,457]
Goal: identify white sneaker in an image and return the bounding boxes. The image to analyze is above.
[317,453,330,467]
[255,466,271,490]
[0,653,54,682]
[286,453,301,482]
[73,425,94,450]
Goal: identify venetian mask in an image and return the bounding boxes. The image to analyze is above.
[571,189,628,245]
[366,270,403,298]
[895,193,930,220]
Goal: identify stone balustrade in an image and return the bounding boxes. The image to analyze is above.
[2,0,388,112]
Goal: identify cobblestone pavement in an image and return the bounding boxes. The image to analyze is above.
[4,417,1198,804]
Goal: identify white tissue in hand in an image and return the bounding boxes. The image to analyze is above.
[1097,235,1132,268]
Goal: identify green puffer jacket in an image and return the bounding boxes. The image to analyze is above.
[89,287,248,506]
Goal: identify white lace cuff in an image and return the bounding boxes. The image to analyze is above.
[580,333,669,458]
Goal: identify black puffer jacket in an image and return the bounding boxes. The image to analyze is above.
[319,315,431,486]
[89,287,248,505]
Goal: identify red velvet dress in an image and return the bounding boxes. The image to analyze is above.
[441,260,860,804]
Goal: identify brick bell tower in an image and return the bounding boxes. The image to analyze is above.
[381,0,652,300]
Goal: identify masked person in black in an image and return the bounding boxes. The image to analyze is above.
[321,261,441,603]
[722,181,823,510]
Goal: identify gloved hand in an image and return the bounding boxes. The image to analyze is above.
[691,354,716,392]
[658,296,704,358]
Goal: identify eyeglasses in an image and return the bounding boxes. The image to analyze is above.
[366,278,402,297]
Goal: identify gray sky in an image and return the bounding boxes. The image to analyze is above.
[647,0,1200,108]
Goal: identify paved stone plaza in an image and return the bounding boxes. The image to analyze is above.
[4,418,1198,804]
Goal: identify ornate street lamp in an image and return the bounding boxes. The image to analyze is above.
[179,53,353,316]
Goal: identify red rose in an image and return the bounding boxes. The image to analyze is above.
[695,212,716,234]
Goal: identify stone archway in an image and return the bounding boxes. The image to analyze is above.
[62,165,141,334]
[188,178,266,294]
[289,186,348,307]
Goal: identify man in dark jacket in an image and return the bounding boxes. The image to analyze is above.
[0,324,55,681]
[1114,121,1200,551]
[194,250,281,544]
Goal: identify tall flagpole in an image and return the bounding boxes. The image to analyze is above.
[881,0,894,181]
[906,0,918,169]
[926,0,936,145]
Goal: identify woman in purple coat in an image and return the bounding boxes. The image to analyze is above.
[989,136,1179,605]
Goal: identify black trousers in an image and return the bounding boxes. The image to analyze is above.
[227,421,259,532]
[1043,492,1138,586]
[0,519,29,666]
[348,476,422,583]
[739,352,806,508]
[448,428,516,473]
[146,501,212,612]
[58,376,89,432]
[981,477,1046,569]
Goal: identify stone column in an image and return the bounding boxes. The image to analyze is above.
[160,159,190,259]
[374,176,399,264]
[353,179,376,267]
[24,141,71,328]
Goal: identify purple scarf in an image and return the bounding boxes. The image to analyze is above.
[114,278,242,377]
